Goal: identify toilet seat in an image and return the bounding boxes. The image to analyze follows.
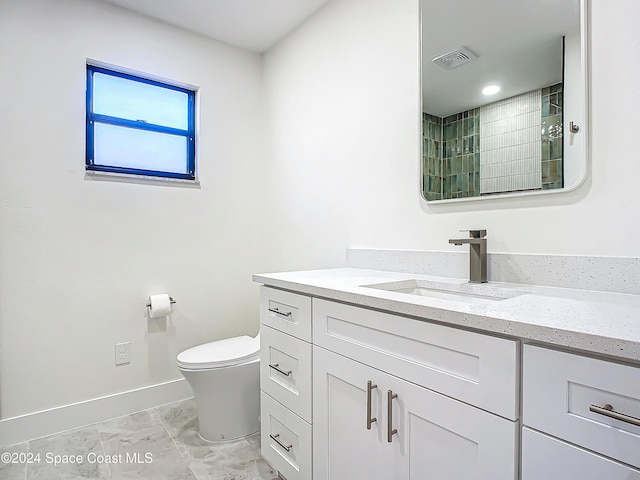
[177,335,260,370]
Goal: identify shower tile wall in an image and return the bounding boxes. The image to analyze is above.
[422,113,442,201]
[422,110,480,201]
[422,83,564,200]
[479,90,542,194]
[541,83,564,189]
[442,110,480,199]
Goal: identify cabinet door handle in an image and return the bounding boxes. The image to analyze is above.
[268,307,292,317]
[268,363,292,377]
[269,433,293,452]
[589,403,640,427]
[366,380,378,430]
[387,390,398,443]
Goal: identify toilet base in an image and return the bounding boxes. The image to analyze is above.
[180,359,260,442]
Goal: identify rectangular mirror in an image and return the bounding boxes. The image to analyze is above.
[421,0,588,202]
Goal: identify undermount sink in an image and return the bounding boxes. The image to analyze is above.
[361,279,524,304]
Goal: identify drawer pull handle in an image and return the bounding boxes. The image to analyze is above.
[268,307,292,317]
[269,363,292,377]
[387,390,398,443]
[269,433,293,452]
[589,403,640,427]
[366,380,378,430]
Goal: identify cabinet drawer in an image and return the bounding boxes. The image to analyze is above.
[260,286,312,342]
[522,427,640,479]
[261,392,312,480]
[313,298,519,420]
[523,345,640,468]
[260,325,312,423]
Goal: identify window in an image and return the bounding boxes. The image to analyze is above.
[86,65,196,180]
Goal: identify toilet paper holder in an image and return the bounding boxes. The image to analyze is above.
[146,296,177,308]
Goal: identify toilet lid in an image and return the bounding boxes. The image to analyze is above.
[177,335,260,370]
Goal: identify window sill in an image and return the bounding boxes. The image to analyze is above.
[84,169,200,186]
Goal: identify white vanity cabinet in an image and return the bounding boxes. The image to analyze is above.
[258,283,640,480]
[312,298,519,480]
[259,287,313,480]
[522,345,640,479]
[313,346,518,479]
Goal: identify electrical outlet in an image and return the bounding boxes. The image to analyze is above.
[115,342,130,365]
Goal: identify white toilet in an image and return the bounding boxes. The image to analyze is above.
[177,332,260,442]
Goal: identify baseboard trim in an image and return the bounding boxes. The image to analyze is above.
[0,378,193,447]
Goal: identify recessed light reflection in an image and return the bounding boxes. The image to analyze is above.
[482,85,501,96]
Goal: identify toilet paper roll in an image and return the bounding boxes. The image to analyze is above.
[148,294,172,318]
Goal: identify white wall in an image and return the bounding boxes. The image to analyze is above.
[0,0,274,419]
[263,0,640,262]
[1,0,639,427]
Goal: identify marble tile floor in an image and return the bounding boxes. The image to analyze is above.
[0,399,280,480]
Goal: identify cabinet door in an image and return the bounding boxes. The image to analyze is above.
[313,346,518,480]
[387,373,518,480]
[522,427,640,480]
[313,346,400,480]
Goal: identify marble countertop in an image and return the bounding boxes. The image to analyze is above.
[253,268,640,363]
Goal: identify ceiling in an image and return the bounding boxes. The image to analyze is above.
[99,0,329,52]
[422,0,581,117]
[99,0,580,115]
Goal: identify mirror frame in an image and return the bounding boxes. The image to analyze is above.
[418,0,589,204]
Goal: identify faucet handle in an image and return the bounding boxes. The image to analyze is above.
[459,229,487,238]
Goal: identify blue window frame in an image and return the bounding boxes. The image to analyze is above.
[86,65,196,180]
